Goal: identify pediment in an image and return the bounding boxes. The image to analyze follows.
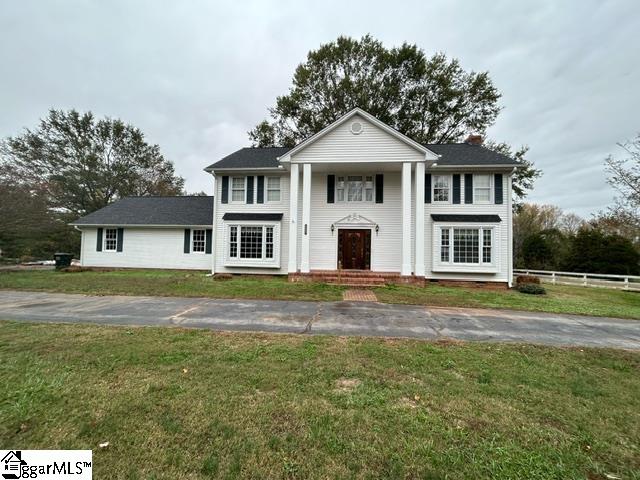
[333,213,377,227]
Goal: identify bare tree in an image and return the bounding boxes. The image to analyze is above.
[605,134,640,214]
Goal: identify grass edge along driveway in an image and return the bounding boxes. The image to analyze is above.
[1,321,639,479]
[0,269,638,319]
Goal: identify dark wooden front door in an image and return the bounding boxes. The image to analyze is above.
[338,229,371,270]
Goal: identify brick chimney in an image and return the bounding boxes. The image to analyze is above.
[465,134,483,145]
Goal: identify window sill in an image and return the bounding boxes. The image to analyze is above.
[225,261,280,269]
[433,265,498,274]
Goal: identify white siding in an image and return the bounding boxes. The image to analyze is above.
[80,228,211,270]
[303,171,406,272]
[424,173,511,282]
[292,114,424,164]
[214,173,290,274]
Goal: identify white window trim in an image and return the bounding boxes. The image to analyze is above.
[432,174,452,204]
[334,174,376,204]
[432,224,499,273]
[224,221,281,268]
[230,176,247,204]
[266,176,282,204]
[473,174,493,204]
[191,228,206,254]
[103,228,118,252]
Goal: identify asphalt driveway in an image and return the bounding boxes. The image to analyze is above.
[0,290,639,349]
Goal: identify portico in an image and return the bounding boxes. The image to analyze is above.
[286,160,427,277]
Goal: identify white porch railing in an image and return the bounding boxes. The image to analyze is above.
[514,269,640,292]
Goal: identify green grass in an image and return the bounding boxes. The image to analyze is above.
[1,322,638,479]
[0,269,639,319]
[0,269,345,302]
[374,283,640,319]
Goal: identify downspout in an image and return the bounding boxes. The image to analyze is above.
[73,225,83,266]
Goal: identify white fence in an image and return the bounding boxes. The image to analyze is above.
[514,269,640,292]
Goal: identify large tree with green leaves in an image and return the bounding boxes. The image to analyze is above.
[250,35,541,202]
[1,109,185,216]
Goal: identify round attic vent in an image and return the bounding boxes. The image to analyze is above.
[350,121,363,135]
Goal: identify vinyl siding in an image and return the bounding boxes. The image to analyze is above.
[80,227,211,270]
[214,173,290,274]
[425,173,510,282]
[292,114,424,164]
[302,171,407,272]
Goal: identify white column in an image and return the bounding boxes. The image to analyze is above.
[210,175,217,274]
[288,163,299,273]
[401,162,412,276]
[300,163,312,272]
[414,162,425,277]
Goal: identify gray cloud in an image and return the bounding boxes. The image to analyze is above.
[1,0,638,217]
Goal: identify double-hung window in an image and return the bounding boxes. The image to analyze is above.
[433,175,450,202]
[439,227,493,265]
[335,175,374,203]
[226,224,278,266]
[192,229,205,253]
[267,177,281,202]
[473,174,492,203]
[104,228,117,251]
[231,177,246,202]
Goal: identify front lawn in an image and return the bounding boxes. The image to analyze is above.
[1,269,639,319]
[374,282,640,319]
[0,269,345,302]
[0,322,638,479]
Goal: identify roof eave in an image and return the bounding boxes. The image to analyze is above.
[70,223,214,228]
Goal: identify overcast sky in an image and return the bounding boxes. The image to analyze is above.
[1,0,638,217]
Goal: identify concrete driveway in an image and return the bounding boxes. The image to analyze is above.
[0,290,639,349]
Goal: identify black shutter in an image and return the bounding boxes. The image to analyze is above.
[425,174,432,203]
[464,174,473,204]
[246,176,254,204]
[375,174,384,203]
[96,228,103,251]
[205,229,212,254]
[257,176,264,204]
[494,173,503,204]
[183,229,190,254]
[452,174,461,204]
[221,176,229,204]
[116,228,124,252]
[327,175,335,203]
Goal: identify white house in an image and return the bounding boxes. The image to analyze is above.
[73,108,520,286]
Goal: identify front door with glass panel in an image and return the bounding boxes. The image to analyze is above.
[338,229,371,270]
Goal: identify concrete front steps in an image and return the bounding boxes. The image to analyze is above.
[289,270,423,287]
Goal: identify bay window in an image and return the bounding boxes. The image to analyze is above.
[439,226,493,265]
[226,223,279,267]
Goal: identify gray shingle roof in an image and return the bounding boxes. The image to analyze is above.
[206,147,290,170]
[425,144,518,166]
[206,143,518,170]
[71,196,213,226]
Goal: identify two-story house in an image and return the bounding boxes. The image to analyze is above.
[72,108,520,286]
